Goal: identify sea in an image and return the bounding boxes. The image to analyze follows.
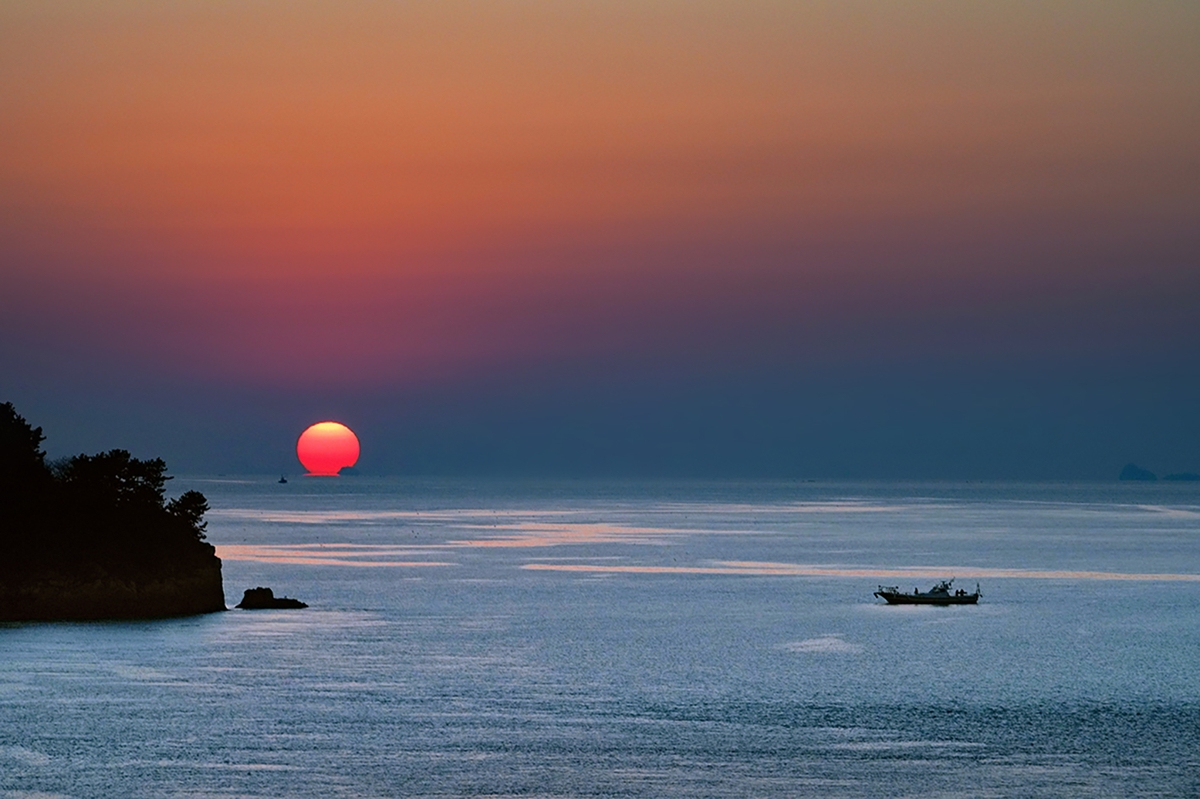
[3,478,1199,798]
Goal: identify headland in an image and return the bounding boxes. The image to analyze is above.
[0,402,225,621]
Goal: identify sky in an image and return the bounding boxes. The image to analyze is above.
[1,0,1197,478]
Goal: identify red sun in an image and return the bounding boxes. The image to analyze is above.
[296,422,360,476]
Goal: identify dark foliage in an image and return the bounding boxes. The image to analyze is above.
[0,402,47,481]
[0,402,213,579]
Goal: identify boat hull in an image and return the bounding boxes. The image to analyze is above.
[874,592,979,606]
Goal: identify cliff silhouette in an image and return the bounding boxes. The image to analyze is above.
[0,402,225,621]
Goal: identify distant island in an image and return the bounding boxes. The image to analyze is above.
[1119,463,1200,482]
[0,402,225,621]
[1119,463,1157,481]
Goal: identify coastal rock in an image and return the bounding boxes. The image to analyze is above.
[236,586,308,609]
[1118,463,1157,481]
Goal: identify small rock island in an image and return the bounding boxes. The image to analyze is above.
[0,402,225,621]
[236,587,308,609]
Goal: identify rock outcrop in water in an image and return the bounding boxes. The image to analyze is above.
[236,587,308,609]
[0,402,225,621]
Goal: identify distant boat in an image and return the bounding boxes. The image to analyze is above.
[874,579,980,605]
[278,475,288,484]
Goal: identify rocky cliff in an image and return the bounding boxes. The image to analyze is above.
[0,559,225,621]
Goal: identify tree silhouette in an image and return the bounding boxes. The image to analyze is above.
[0,402,213,578]
[0,401,47,479]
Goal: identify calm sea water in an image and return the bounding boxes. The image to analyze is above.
[3,478,1199,798]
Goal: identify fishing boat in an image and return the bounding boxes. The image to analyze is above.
[874,579,980,605]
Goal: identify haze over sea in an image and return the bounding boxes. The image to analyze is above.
[4,478,1199,798]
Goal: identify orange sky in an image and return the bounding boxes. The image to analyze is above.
[3,1,1197,279]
